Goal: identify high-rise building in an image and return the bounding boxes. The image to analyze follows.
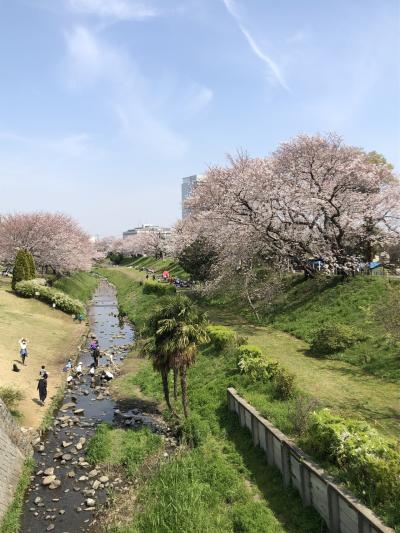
[181,174,203,218]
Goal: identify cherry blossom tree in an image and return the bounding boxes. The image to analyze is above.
[0,212,93,274]
[185,134,400,277]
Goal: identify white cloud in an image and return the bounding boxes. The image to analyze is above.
[65,25,188,158]
[221,0,289,91]
[67,0,158,20]
[183,85,213,117]
[0,131,90,157]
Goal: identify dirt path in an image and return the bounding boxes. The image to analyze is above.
[0,280,86,428]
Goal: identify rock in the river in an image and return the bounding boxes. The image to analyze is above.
[42,475,56,486]
[92,480,101,490]
[85,498,96,507]
[62,441,72,448]
[99,476,109,484]
[78,476,88,482]
[44,467,54,476]
[53,452,63,460]
[49,480,61,489]
[60,402,75,412]
[88,469,98,478]
[62,454,72,461]
[67,470,76,478]
[34,497,42,504]
[74,408,85,415]
[46,525,55,531]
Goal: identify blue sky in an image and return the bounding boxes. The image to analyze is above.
[0,0,399,236]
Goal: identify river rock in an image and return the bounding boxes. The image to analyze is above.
[67,470,76,478]
[92,480,101,490]
[60,403,75,412]
[49,480,61,489]
[62,454,72,461]
[42,475,56,486]
[46,525,55,531]
[44,467,54,476]
[78,476,88,481]
[53,451,63,460]
[59,509,65,515]
[88,469,98,478]
[76,442,83,450]
[99,476,109,484]
[74,408,85,415]
[85,498,95,507]
[62,441,72,448]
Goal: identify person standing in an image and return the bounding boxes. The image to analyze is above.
[19,338,28,365]
[37,375,47,404]
[39,365,47,378]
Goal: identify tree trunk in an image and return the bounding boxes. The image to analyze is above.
[173,367,178,401]
[180,366,189,418]
[161,368,173,413]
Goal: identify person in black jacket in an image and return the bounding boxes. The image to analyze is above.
[37,375,48,404]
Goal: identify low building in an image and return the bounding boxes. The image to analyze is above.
[122,224,171,240]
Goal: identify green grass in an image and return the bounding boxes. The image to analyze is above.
[258,275,400,379]
[53,271,98,303]
[120,256,189,279]
[86,424,162,479]
[0,458,35,533]
[115,437,310,533]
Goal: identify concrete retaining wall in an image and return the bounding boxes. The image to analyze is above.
[227,387,394,533]
[0,399,32,520]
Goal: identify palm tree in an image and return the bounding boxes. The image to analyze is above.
[146,295,209,418]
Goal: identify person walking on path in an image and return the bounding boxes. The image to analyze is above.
[39,365,47,378]
[37,375,48,404]
[19,338,29,365]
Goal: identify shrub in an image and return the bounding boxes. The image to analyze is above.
[301,409,400,524]
[24,251,36,279]
[0,387,24,411]
[142,281,176,296]
[309,323,360,357]
[11,251,29,289]
[207,325,237,351]
[272,368,296,400]
[179,413,210,447]
[14,280,85,316]
[237,345,279,382]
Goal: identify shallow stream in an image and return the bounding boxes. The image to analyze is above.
[20,279,165,533]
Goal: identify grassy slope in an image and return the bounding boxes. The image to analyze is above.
[119,256,189,279]
[0,277,85,428]
[265,275,400,378]
[100,267,325,533]
[53,271,98,303]
[0,459,35,533]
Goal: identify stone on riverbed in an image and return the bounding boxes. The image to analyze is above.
[67,470,76,478]
[43,467,54,476]
[88,469,98,478]
[62,454,72,461]
[60,403,75,412]
[49,480,61,489]
[42,475,56,486]
[62,441,72,448]
[99,476,109,484]
[85,498,96,507]
[74,408,85,415]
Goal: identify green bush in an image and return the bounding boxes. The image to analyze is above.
[207,325,237,351]
[179,413,210,447]
[142,280,176,296]
[237,345,279,382]
[301,409,400,526]
[24,251,36,279]
[309,323,361,357]
[272,368,296,400]
[0,387,24,411]
[15,280,85,316]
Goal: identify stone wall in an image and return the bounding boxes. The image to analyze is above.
[0,399,32,520]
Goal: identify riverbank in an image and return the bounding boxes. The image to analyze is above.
[98,267,326,533]
[0,277,87,429]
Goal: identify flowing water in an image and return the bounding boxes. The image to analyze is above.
[20,279,166,533]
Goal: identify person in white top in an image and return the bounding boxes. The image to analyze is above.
[19,338,29,365]
[75,362,83,375]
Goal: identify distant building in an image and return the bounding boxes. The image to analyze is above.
[122,224,171,240]
[181,174,203,219]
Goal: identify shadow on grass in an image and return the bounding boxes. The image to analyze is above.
[217,406,328,533]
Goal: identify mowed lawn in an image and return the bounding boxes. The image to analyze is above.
[0,278,86,428]
[207,306,400,440]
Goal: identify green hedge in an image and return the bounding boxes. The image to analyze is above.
[207,325,237,351]
[15,280,85,316]
[301,409,400,527]
[142,280,176,296]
